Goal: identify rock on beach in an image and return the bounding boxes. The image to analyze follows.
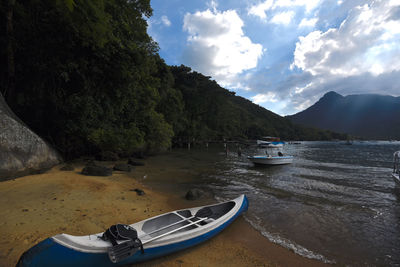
[0,94,61,180]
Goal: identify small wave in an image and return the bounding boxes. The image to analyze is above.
[244,215,336,264]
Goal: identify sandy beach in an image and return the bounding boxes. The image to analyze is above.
[0,160,329,267]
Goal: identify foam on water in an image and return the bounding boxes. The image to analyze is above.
[243,215,335,264]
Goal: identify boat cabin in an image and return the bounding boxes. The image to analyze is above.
[257,137,285,148]
[259,136,280,142]
[265,146,284,156]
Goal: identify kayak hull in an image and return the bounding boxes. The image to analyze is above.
[17,195,248,267]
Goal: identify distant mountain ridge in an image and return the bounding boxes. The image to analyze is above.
[287,91,400,140]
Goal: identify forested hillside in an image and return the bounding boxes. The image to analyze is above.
[0,0,346,159]
[170,66,346,142]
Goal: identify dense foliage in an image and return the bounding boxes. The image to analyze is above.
[170,66,347,143]
[0,0,346,159]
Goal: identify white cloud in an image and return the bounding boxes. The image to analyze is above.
[271,11,295,25]
[161,15,171,27]
[274,0,320,13]
[248,0,320,21]
[248,0,274,20]
[207,0,218,12]
[183,8,263,86]
[291,1,400,77]
[299,17,317,28]
[251,92,278,104]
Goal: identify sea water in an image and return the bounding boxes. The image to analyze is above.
[142,141,400,266]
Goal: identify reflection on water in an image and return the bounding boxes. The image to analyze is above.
[142,141,400,266]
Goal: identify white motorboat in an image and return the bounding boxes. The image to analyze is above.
[247,155,293,165]
[393,151,400,184]
[248,145,293,165]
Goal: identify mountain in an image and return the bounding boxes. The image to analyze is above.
[287,91,400,140]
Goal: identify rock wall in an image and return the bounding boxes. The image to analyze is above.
[0,94,62,180]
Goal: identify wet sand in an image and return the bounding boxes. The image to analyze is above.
[0,161,329,267]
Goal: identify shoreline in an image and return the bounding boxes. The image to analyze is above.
[0,160,329,266]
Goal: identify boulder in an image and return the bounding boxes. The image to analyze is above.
[130,188,145,196]
[185,188,204,200]
[113,163,132,172]
[0,94,61,180]
[128,158,144,166]
[81,165,112,176]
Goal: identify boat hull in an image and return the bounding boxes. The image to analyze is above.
[248,156,293,165]
[393,173,400,184]
[17,195,248,267]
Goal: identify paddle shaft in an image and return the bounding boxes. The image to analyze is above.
[139,214,197,239]
[142,217,208,245]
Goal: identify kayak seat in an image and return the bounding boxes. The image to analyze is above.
[177,210,192,218]
[208,201,235,220]
[176,210,211,226]
[142,212,196,237]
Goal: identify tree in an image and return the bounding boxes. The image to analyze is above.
[4,0,15,99]
[0,0,174,157]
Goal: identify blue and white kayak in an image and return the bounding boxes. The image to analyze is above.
[17,195,248,267]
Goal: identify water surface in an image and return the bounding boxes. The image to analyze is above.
[142,141,400,266]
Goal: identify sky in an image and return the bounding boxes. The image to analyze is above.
[147,0,400,116]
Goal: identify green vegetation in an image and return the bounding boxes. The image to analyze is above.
[0,0,346,159]
[170,65,346,143]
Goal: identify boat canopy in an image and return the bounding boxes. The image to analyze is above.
[260,136,280,142]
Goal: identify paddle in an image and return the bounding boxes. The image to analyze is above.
[139,207,213,239]
[142,217,207,245]
[108,239,141,263]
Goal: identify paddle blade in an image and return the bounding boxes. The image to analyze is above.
[108,240,138,263]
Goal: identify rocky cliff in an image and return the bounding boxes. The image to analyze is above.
[0,94,62,180]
